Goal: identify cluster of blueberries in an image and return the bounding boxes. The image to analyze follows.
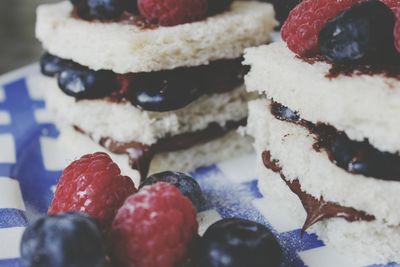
[41,53,211,112]
[20,171,283,267]
[272,103,400,182]
[318,0,399,64]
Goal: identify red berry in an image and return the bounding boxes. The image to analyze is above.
[395,8,400,52]
[282,0,400,56]
[138,0,208,26]
[282,0,362,56]
[111,182,198,267]
[48,152,136,233]
[382,0,400,11]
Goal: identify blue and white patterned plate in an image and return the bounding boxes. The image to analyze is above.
[0,65,395,267]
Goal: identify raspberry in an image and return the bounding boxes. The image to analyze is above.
[48,152,136,233]
[382,0,400,11]
[111,182,198,267]
[282,0,362,56]
[138,0,208,26]
[282,0,400,56]
[395,8,400,52]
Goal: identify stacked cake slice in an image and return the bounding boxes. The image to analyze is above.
[35,0,277,182]
[245,0,400,264]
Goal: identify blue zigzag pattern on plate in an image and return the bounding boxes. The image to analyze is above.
[0,69,397,267]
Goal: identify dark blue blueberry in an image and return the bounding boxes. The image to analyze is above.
[87,0,125,20]
[140,171,206,210]
[58,65,118,99]
[318,0,397,64]
[196,218,282,267]
[127,75,201,112]
[271,102,300,122]
[40,53,72,77]
[20,212,107,267]
[330,134,356,168]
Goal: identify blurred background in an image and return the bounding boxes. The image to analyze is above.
[0,0,58,74]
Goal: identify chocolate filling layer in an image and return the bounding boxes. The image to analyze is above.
[77,118,246,180]
[299,55,400,80]
[55,56,247,112]
[262,150,375,233]
[110,57,248,112]
[271,101,400,181]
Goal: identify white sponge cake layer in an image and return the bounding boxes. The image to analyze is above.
[244,42,400,154]
[58,126,253,186]
[257,165,400,265]
[36,75,251,145]
[247,99,400,226]
[36,1,277,73]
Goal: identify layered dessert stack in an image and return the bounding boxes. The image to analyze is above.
[245,0,400,263]
[35,0,276,181]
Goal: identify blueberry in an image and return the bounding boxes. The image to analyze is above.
[20,212,107,267]
[331,134,356,168]
[87,0,125,20]
[58,65,118,99]
[127,73,201,111]
[196,218,282,267]
[271,102,300,122]
[140,171,206,210]
[208,0,233,15]
[318,0,397,64]
[40,53,72,77]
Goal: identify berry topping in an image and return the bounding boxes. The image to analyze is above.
[111,182,198,267]
[282,0,361,56]
[87,0,125,20]
[318,0,397,63]
[40,53,72,77]
[48,152,136,232]
[195,218,282,267]
[382,0,400,11]
[140,171,206,210]
[207,0,233,15]
[58,64,118,99]
[20,212,107,267]
[138,0,208,26]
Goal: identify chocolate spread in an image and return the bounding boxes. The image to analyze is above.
[81,119,246,180]
[297,55,400,80]
[261,150,375,234]
[271,101,400,181]
[64,57,247,112]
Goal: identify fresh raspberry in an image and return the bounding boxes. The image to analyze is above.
[282,0,362,56]
[48,152,136,233]
[138,0,208,26]
[282,0,400,56]
[382,0,400,11]
[111,182,198,267]
[395,8,400,52]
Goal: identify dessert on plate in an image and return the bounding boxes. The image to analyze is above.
[245,0,400,263]
[34,0,277,182]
